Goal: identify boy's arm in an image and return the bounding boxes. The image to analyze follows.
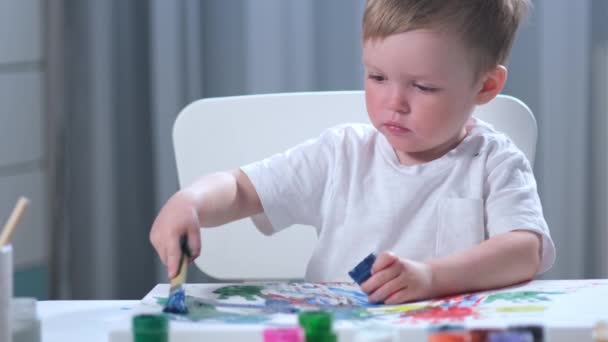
[150,169,262,277]
[362,230,541,304]
[182,169,263,227]
[361,230,541,304]
[427,229,541,296]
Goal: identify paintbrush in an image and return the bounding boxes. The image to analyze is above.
[163,235,191,314]
[0,197,29,247]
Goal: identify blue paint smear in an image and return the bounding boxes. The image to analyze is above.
[326,286,375,307]
[164,288,188,314]
[264,299,299,314]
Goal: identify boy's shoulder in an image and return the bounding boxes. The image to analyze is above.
[469,118,510,143]
[468,117,529,163]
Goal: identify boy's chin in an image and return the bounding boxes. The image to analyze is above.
[389,141,447,163]
[384,136,425,154]
[387,133,462,156]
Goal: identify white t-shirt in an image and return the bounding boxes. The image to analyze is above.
[241,118,556,282]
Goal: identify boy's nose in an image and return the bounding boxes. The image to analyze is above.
[387,86,410,114]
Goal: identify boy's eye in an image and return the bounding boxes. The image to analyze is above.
[413,83,439,92]
[368,74,385,82]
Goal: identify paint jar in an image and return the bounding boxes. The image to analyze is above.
[132,314,168,342]
[0,245,13,342]
[354,323,397,342]
[263,326,304,342]
[11,297,41,342]
[508,325,544,342]
[469,328,502,342]
[427,331,471,342]
[428,325,467,333]
[298,310,337,342]
[487,330,533,342]
[593,321,608,342]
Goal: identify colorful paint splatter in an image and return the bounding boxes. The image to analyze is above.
[140,280,608,326]
[484,291,563,303]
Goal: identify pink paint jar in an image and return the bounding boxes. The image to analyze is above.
[263,326,305,342]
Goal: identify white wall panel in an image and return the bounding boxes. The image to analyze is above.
[0,71,44,166]
[0,0,42,64]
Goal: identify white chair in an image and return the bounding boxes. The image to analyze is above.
[173,91,537,281]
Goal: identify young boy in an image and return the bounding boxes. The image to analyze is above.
[150,0,555,304]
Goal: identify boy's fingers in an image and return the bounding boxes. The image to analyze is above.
[372,251,397,274]
[384,288,412,305]
[361,264,400,294]
[369,273,407,304]
[187,228,201,261]
[166,238,182,278]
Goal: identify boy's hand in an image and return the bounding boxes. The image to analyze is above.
[150,191,202,278]
[360,251,434,304]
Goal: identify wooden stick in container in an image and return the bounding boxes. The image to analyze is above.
[0,197,30,247]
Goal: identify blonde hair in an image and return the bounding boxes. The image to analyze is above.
[363,0,531,77]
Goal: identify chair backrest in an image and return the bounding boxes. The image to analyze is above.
[173,91,537,281]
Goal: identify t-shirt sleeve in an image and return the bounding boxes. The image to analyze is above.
[484,139,556,274]
[240,129,337,234]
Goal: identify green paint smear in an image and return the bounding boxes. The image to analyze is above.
[154,295,380,324]
[155,296,270,324]
[154,284,387,325]
[484,291,563,303]
[153,289,562,325]
[213,285,265,301]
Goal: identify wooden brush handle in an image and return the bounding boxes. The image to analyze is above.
[0,197,29,247]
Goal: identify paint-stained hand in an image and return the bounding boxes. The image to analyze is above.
[360,251,434,304]
[150,191,202,278]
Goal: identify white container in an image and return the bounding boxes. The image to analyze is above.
[1,245,13,342]
[12,297,40,342]
[354,323,398,342]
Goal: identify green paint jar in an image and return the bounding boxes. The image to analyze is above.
[305,332,337,342]
[298,310,337,342]
[132,314,168,342]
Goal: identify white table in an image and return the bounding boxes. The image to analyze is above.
[38,300,426,342]
[37,299,595,342]
[39,300,138,342]
[39,280,608,342]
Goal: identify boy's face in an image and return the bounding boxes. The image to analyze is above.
[363,29,486,164]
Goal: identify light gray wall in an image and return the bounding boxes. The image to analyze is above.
[0,0,48,298]
[52,0,158,299]
[590,0,608,276]
[536,1,592,279]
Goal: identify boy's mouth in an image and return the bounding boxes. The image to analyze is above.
[384,122,411,135]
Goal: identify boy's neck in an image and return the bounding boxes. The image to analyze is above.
[394,126,469,166]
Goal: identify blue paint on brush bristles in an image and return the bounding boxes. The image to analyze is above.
[163,288,187,314]
[163,236,191,314]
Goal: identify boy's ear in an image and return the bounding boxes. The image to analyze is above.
[475,65,507,105]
